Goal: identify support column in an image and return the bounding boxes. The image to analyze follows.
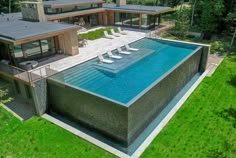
[98,12,103,25]
[158,15,161,26]
[109,11,115,25]
[103,11,108,25]
[58,31,79,56]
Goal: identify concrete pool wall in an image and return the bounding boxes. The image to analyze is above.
[47,41,209,151]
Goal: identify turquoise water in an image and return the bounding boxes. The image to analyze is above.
[50,38,198,104]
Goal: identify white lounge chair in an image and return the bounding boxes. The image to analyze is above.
[111,29,120,37]
[118,27,127,35]
[98,54,114,64]
[104,31,114,39]
[117,47,131,55]
[107,51,122,59]
[125,44,139,51]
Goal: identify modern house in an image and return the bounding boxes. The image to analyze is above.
[22,0,173,29]
[0,13,79,68]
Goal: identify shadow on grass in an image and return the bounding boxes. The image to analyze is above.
[227,75,236,88]
[217,107,236,128]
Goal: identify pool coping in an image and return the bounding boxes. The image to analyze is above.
[42,64,213,158]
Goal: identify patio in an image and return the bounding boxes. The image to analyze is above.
[40,28,146,72]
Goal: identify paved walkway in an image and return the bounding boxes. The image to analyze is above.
[3,96,36,121]
[46,29,146,72]
[206,54,224,77]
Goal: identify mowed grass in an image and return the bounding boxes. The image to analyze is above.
[141,55,236,158]
[0,55,236,158]
[0,108,115,158]
[79,27,118,40]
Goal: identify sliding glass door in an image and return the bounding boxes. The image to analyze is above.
[114,12,140,28]
[12,37,56,64]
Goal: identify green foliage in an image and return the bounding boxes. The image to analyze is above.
[199,0,224,33]
[0,89,12,105]
[210,41,224,54]
[210,41,232,55]
[142,54,236,158]
[174,6,191,38]
[0,0,22,13]
[79,27,118,40]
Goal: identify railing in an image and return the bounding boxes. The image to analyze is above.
[0,63,57,86]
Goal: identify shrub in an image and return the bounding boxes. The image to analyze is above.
[210,41,224,54]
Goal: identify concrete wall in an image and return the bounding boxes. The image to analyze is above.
[0,73,47,115]
[31,79,47,115]
[21,0,46,22]
[117,0,127,6]
[57,31,79,56]
[47,81,129,145]
[0,74,35,110]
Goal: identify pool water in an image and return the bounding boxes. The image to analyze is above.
[51,38,199,104]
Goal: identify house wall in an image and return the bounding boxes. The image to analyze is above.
[57,31,79,56]
[21,0,46,22]
[117,0,127,6]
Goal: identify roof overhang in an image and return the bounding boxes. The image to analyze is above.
[103,4,174,15]
[44,1,104,9]
[105,7,173,15]
[46,8,105,21]
[13,27,79,45]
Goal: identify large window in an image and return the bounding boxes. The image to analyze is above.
[141,14,157,29]
[12,37,56,63]
[44,4,102,15]
[114,12,140,28]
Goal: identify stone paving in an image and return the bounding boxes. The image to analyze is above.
[45,29,146,72]
[206,54,224,77]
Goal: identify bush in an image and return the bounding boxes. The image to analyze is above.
[210,41,224,54]
[79,27,118,40]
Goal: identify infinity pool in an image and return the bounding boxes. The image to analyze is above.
[51,38,199,104]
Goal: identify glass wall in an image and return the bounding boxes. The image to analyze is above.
[114,12,140,28]
[141,14,157,29]
[60,14,99,27]
[114,12,160,29]
[12,37,56,64]
[44,4,101,14]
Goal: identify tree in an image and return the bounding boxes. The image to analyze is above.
[175,6,191,38]
[226,11,236,46]
[190,0,197,26]
[0,0,22,13]
[198,0,224,39]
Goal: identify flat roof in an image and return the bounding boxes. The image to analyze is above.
[103,4,173,14]
[46,8,105,20]
[0,13,79,43]
[44,0,104,8]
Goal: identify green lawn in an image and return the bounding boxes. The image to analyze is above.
[0,55,236,158]
[79,27,118,40]
[141,55,236,158]
[0,108,115,158]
